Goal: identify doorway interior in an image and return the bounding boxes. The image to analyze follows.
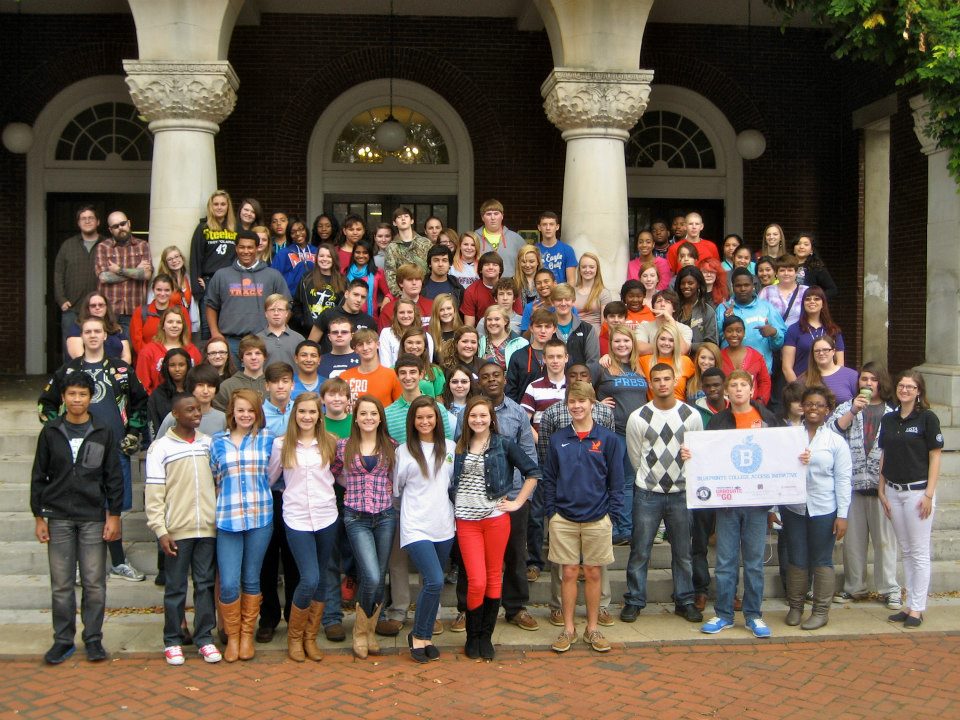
[628,197,725,258]
[325,195,457,239]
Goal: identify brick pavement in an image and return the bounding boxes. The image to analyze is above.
[2,634,958,720]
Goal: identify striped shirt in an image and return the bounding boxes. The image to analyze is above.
[521,377,567,430]
[385,395,454,443]
[209,429,275,532]
[332,438,396,515]
[454,452,500,520]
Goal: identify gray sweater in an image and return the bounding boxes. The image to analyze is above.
[205,260,290,336]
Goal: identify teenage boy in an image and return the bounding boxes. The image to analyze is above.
[666,211,719,273]
[695,370,780,638]
[290,340,324,399]
[650,219,674,258]
[321,377,353,437]
[256,294,304,369]
[38,316,148,583]
[377,264,433,331]
[599,301,628,356]
[551,283,599,375]
[262,362,294,434]
[206,231,290,361]
[621,363,704,624]
[717,269,786,374]
[146,393,222,665]
[309,279,375,352]
[32,372,122,665]
[272,218,317,296]
[519,269,558,332]
[536,211,577,284]
[474,199,524,277]
[670,214,687,244]
[213,335,269,410]
[155,365,226,438]
[384,206,431,295]
[536,364,617,626]
[339,329,402,409]
[462,252,516,326]
[694,367,728,427]
[317,317,360,378]
[269,212,289,255]
[422,244,465,304]
[337,214,366,270]
[505,308,557,403]
[521,337,568,442]
[543,382,623,653]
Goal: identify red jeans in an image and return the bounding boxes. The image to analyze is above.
[456,514,511,611]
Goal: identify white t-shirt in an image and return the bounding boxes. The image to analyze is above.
[394,439,456,547]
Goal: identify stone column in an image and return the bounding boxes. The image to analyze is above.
[911,95,960,421]
[124,61,238,264]
[541,70,652,288]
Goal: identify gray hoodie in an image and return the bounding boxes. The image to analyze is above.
[204,260,291,336]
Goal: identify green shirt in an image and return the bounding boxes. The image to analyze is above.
[418,365,446,399]
[385,395,453,444]
[324,414,353,440]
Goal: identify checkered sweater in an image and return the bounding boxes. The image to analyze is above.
[625,402,703,493]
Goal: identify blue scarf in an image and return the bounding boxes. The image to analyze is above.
[346,263,376,316]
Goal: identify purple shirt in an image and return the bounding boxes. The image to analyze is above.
[784,322,846,375]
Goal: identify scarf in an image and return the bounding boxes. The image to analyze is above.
[346,264,376,316]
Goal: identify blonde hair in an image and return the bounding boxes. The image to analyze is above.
[205,190,236,232]
[390,297,422,339]
[550,283,576,302]
[482,304,511,342]
[606,324,641,375]
[453,232,480,272]
[157,246,189,292]
[279,392,337,468]
[252,224,272,263]
[654,323,684,369]
[574,252,608,312]
[512,244,542,299]
[687,341,723,399]
[428,293,462,358]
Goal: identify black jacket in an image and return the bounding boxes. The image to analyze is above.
[505,345,545,404]
[798,265,838,303]
[30,416,123,520]
[451,432,540,502]
[707,401,782,430]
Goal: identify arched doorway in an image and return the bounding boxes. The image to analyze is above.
[25,76,152,373]
[625,84,742,247]
[306,79,473,234]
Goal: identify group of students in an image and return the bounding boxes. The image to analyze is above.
[31,196,942,666]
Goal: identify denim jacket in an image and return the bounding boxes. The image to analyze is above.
[451,431,540,502]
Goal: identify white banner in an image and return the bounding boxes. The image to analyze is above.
[684,426,808,509]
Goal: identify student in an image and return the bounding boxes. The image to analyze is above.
[130,274,190,356]
[322,377,355,439]
[38,316,149,583]
[379,297,434,368]
[513,244,542,306]
[695,370,782,638]
[520,337,568,443]
[372,222,393,271]
[441,326,482,379]
[536,211,577,284]
[453,395,539,660]
[427,293,464,356]
[339,329,402,410]
[666,211,720,273]
[317,317,360,379]
[620,279,655,331]
[210,389,275,662]
[155,364,227,440]
[421,244,465,304]
[693,367,728,427]
[401,326,446,398]
[551,283,600,376]
[337,214,366,271]
[635,289,694,355]
[345,239,389,319]
[628,230,671,290]
[309,280,376,353]
[269,212,288,256]
[716,268,786,375]
[621,363,704,624]
[477,304,528,370]
[719,315,771,405]
[651,218,674,258]
[135,308,202,394]
[638,324,696,401]
[32,372,122,665]
[393,396,457,662]
[267,392,339,662]
[293,243,347,336]
[543,382,623,653]
[271,215,317,297]
[146,393,222,665]
[505,309,557,403]
[598,301,628,356]
[519,269,559,332]
[190,191,238,334]
[450,231,480,290]
[146,348,192,441]
[473,199,524,277]
[378,264,434,331]
[213,335,268,411]
[384,206,432,296]
[256,294,305,369]
[291,340,324,399]
[462,252,512,326]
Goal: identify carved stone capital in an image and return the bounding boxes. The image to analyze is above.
[541,68,654,134]
[123,61,240,126]
[909,94,941,156]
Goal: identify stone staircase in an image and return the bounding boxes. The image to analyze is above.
[1,396,958,611]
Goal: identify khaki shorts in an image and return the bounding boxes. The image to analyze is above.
[547,514,614,567]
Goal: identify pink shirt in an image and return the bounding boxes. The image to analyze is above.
[627,256,672,290]
[267,437,338,532]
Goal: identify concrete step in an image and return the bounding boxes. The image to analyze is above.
[0,512,155,542]
[3,560,960,611]
[0,479,146,513]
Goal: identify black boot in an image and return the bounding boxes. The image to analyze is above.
[464,607,482,659]
[479,597,500,660]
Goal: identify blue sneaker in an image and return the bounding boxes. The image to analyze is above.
[700,616,734,634]
[746,617,771,638]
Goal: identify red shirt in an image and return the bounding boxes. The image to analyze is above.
[135,341,202,394]
[377,295,433,331]
[461,281,522,322]
[720,347,772,405]
[666,238,720,273]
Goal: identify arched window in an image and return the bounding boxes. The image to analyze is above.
[55,102,152,162]
[333,105,449,165]
[625,110,716,170]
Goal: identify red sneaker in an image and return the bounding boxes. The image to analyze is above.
[341,576,357,603]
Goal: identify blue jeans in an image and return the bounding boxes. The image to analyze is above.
[344,507,398,617]
[217,523,273,603]
[781,508,837,569]
[612,434,634,540]
[405,538,454,640]
[714,507,768,623]
[285,522,339,609]
[624,488,694,608]
[526,483,545,570]
[322,517,344,627]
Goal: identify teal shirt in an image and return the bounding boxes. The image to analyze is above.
[385,395,454,443]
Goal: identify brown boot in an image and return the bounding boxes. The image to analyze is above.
[239,593,261,660]
[219,598,241,663]
[352,603,369,659]
[287,604,309,662]
[303,601,325,662]
[366,603,382,656]
[801,567,834,631]
[784,564,807,627]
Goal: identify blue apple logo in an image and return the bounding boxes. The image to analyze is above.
[730,435,763,474]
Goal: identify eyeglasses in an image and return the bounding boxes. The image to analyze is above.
[108,220,130,230]
[813,348,834,354]
[897,384,919,391]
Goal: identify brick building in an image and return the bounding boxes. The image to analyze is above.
[0,0,956,420]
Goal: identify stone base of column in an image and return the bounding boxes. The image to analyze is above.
[915,363,960,426]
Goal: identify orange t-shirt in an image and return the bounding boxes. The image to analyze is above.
[339,365,402,409]
[733,407,763,429]
[638,354,696,401]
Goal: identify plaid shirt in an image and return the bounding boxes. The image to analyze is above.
[94,236,152,315]
[209,429,275,532]
[332,437,397,514]
[536,400,615,466]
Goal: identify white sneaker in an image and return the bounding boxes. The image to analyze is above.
[198,644,222,663]
[885,593,903,610]
[164,646,185,666]
[110,562,146,582]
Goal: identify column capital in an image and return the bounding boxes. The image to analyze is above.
[541,68,654,135]
[123,60,239,127]
[909,94,941,156]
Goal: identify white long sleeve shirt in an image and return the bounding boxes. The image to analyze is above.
[394,440,456,547]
